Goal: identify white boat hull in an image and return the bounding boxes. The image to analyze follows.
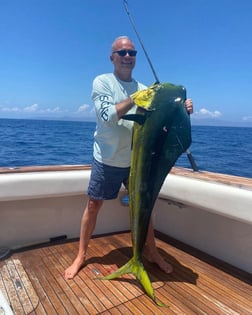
[0,166,251,273]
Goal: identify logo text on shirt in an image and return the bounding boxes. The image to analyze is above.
[99,95,110,121]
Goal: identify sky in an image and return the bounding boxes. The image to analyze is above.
[1,0,252,126]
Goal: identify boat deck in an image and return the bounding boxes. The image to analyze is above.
[0,232,251,315]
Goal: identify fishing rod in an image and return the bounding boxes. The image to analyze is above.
[122,0,199,172]
[123,0,159,84]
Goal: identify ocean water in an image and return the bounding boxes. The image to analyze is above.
[0,118,251,178]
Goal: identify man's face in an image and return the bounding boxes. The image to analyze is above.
[110,38,137,78]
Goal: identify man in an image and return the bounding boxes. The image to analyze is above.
[64,36,193,279]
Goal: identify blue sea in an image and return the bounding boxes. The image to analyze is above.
[0,118,251,178]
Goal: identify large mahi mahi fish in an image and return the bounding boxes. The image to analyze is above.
[100,83,192,306]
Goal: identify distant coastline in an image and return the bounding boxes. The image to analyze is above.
[191,118,252,128]
[1,116,251,128]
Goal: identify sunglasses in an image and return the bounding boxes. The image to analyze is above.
[112,50,137,57]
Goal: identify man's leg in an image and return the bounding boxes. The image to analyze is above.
[64,198,103,279]
[144,219,173,274]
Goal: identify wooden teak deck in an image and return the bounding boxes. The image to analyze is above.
[0,232,251,315]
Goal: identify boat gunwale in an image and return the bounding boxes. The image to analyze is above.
[0,165,251,190]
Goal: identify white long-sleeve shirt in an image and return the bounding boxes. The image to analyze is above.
[91,73,146,167]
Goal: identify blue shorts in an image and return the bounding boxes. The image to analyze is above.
[88,159,130,200]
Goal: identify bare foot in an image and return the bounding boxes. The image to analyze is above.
[144,250,173,274]
[64,256,85,279]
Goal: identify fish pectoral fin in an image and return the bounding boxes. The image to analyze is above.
[98,258,167,307]
[121,114,146,125]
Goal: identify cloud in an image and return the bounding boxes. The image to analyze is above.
[242,115,252,121]
[76,104,95,117]
[24,104,39,112]
[24,104,62,113]
[0,102,95,119]
[77,104,91,113]
[194,108,222,119]
[0,105,20,112]
[1,103,66,115]
[44,106,61,113]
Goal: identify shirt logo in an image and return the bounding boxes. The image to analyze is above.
[99,95,110,121]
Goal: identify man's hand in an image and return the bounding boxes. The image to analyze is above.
[185,98,193,114]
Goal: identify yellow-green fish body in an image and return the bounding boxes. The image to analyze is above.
[100,83,192,306]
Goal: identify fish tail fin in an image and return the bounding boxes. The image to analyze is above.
[98,258,167,307]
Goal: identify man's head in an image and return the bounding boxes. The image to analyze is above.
[110,36,137,81]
